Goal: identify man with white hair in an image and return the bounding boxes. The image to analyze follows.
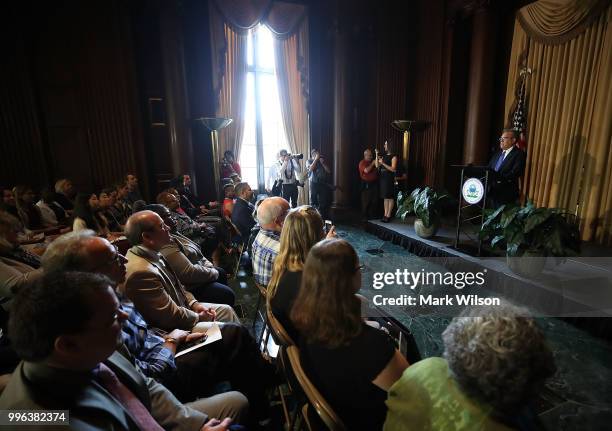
[251,197,290,286]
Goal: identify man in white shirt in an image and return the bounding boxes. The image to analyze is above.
[278,149,301,208]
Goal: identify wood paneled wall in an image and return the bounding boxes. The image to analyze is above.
[2,1,146,196]
[1,0,530,209]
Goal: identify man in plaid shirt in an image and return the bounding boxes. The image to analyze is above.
[252,197,290,286]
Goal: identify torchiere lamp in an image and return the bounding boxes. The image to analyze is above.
[195,117,233,202]
[391,120,427,179]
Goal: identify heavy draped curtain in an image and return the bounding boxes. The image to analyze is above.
[504,0,611,245]
[209,0,309,203]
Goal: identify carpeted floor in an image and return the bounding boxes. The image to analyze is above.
[229,223,612,430]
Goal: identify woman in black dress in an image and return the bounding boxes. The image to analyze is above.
[291,239,409,429]
[375,140,398,222]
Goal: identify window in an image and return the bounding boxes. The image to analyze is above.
[240,24,289,192]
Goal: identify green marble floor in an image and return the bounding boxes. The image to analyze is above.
[231,224,612,430]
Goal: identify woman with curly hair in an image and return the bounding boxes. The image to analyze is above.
[291,238,409,430]
[384,303,556,431]
[266,205,334,341]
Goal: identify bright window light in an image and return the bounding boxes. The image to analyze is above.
[239,24,289,192]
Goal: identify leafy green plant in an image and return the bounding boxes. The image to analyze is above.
[396,187,449,228]
[479,200,581,260]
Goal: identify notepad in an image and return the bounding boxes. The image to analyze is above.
[174,323,222,358]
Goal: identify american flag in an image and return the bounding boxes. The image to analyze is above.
[511,67,531,150]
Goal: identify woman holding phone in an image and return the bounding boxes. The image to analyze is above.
[375,140,398,223]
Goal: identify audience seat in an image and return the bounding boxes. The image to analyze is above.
[287,345,346,431]
[267,307,294,347]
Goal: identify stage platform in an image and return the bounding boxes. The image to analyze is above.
[365,217,612,321]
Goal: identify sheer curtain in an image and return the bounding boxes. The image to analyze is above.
[504,0,611,245]
[274,19,309,204]
[209,0,309,203]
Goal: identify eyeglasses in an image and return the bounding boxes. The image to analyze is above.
[92,245,125,270]
[499,137,514,142]
[83,310,121,332]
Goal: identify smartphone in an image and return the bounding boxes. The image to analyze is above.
[324,219,333,234]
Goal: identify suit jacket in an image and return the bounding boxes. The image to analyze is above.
[121,246,199,331]
[0,256,42,298]
[0,350,207,431]
[231,198,256,241]
[160,233,219,287]
[487,146,527,204]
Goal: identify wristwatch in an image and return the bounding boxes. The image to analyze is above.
[164,337,178,345]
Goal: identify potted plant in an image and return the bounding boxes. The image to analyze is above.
[396,187,449,238]
[479,200,581,277]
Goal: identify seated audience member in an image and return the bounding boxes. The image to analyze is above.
[230,173,241,184]
[157,191,219,258]
[36,187,68,227]
[53,178,75,211]
[267,206,335,341]
[73,192,111,237]
[291,239,409,430]
[1,187,19,219]
[222,184,235,218]
[13,185,44,230]
[251,197,289,286]
[0,271,234,431]
[125,173,143,209]
[384,304,556,431]
[111,181,131,224]
[99,187,124,231]
[172,174,212,219]
[0,212,43,297]
[122,210,240,332]
[146,204,235,306]
[231,182,256,242]
[40,231,268,420]
[132,199,147,213]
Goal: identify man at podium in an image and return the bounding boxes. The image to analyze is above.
[487,129,526,208]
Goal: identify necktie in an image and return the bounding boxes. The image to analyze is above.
[494,151,506,172]
[95,363,164,431]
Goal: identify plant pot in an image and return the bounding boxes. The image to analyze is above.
[507,251,546,278]
[414,219,437,238]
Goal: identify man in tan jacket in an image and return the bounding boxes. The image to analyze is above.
[122,210,240,332]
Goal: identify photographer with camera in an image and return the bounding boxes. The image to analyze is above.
[220,150,242,181]
[306,148,332,220]
[278,149,302,208]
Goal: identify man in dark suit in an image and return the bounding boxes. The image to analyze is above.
[0,271,233,431]
[231,182,255,243]
[487,129,527,208]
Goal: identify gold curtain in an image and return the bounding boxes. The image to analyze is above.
[209,0,309,191]
[504,2,612,245]
[209,6,248,165]
[274,19,309,205]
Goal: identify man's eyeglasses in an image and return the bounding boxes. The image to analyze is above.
[92,245,125,270]
[499,137,514,142]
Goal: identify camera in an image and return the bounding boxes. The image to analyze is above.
[287,153,303,160]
